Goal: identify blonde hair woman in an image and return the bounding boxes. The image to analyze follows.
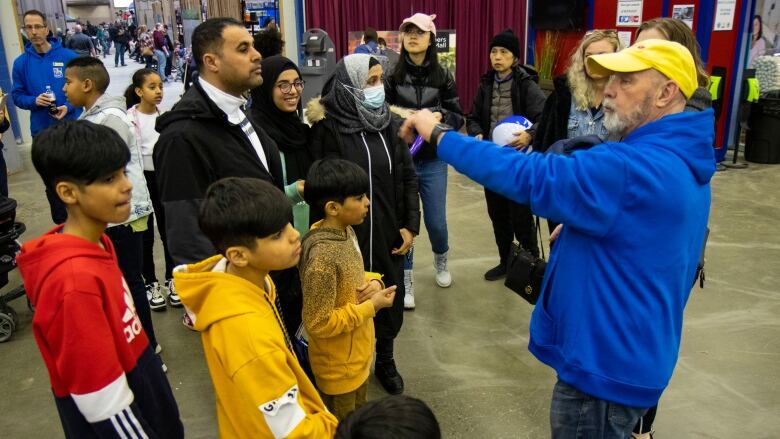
[531,30,622,234]
[532,30,623,153]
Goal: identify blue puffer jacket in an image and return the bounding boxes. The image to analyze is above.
[12,39,81,136]
[437,109,715,408]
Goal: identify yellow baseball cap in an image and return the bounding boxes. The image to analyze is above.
[586,39,698,99]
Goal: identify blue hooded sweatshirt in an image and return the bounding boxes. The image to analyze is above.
[437,109,715,408]
[12,38,81,136]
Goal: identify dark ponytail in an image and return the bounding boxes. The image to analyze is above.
[124,68,160,109]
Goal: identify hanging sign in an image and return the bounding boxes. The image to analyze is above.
[713,0,736,31]
[672,5,695,29]
[617,0,643,27]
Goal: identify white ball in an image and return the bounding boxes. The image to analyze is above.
[492,115,533,147]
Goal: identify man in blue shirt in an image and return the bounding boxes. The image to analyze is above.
[354,27,381,55]
[401,40,714,438]
[12,9,81,223]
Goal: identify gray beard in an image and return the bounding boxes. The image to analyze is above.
[603,96,652,138]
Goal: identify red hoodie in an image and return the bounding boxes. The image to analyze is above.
[17,226,183,438]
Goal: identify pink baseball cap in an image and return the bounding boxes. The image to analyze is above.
[400,13,437,34]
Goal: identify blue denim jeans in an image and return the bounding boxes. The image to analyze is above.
[404,158,449,269]
[114,42,125,66]
[154,49,167,80]
[550,380,647,439]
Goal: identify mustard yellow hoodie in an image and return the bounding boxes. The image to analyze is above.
[175,255,337,439]
[299,222,381,396]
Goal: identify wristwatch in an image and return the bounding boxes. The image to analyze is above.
[430,123,454,148]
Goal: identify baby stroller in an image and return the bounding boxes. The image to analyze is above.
[0,197,27,343]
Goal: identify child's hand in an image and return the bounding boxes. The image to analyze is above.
[52,105,68,120]
[356,279,382,304]
[370,285,397,310]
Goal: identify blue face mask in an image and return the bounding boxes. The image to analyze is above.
[361,85,385,109]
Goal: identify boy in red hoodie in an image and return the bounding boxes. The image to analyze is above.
[17,120,184,439]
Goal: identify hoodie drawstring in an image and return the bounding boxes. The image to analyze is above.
[360,132,374,272]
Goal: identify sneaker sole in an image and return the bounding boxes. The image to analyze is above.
[435,280,452,288]
[149,302,167,311]
[168,301,183,308]
[404,304,416,310]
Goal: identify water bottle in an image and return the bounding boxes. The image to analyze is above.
[45,85,58,115]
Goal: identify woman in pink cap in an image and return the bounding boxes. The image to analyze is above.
[385,12,463,309]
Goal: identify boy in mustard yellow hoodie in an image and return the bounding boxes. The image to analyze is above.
[174,177,338,438]
[300,159,397,420]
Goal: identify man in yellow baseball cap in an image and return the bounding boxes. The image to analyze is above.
[584,39,698,139]
[398,35,716,439]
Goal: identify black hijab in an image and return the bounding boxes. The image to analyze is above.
[250,56,311,182]
[251,56,311,152]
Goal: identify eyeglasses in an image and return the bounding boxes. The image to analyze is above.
[276,80,305,94]
[404,29,427,37]
[24,24,47,31]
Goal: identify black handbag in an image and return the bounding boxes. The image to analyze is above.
[504,217,547,305]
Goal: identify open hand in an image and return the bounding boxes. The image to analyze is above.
[508,131,532,150]
[391,228,414,255]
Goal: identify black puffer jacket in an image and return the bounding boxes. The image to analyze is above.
[384,57,463,161]
[466,65,547,138]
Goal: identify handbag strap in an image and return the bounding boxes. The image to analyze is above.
[536,216,545,260]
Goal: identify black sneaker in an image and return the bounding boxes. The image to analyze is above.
[375,359,404,395]
[484,263,507,281]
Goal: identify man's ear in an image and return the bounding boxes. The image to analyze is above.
[225,246,248,268]
[202,52,220,74]
[655,80,682,108]
[55,181,79,206]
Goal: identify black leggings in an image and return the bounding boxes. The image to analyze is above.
[485,188,539,261]
[142,171,174,283]
[106,224,157,349]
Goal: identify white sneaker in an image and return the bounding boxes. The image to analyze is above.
[146,282,167,311]
[403,269,415,310]
[161,361,168,373]
[181,310,197,331]
[154,344,162,354]
[166,279,182,307]
[434,252,452,288]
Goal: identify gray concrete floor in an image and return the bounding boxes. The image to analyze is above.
[0,61,779,438]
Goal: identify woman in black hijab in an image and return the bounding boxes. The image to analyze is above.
[251,55,312,186]
[250,55,313,340]
[307,54,420,395]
